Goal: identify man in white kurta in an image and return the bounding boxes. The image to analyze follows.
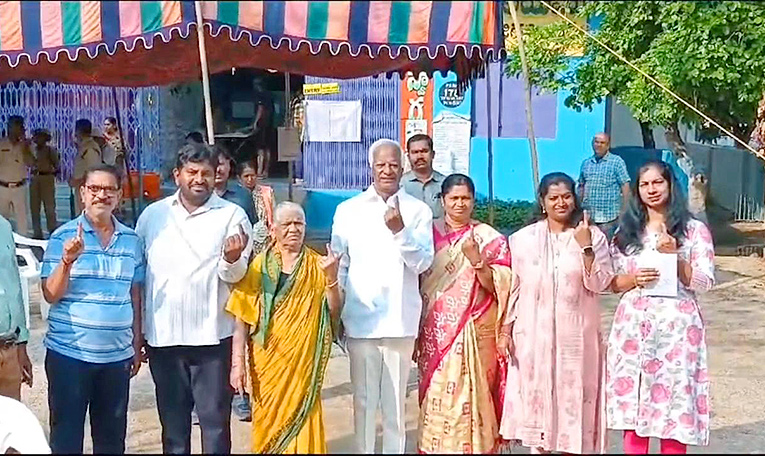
[331,139,434,454]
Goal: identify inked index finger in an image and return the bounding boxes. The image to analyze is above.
[77,221,83,239]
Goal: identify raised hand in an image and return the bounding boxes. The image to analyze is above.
[461,225,482,265]
[656,222,678,254]
[320,244,340,284]
[223,224,249,263]
[574,210,593,248]
[383,195,405,234]
[62,222,84,266]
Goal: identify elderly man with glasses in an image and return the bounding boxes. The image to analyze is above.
[41,164,145,454]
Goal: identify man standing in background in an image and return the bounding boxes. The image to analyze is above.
[71,119,103,215]
[0,116,35,235]
[30,129,59,239]
[578,132,630,239]
[402,134,446,219]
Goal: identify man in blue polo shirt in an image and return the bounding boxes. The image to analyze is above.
[41,164,144,455]
[578,132,631,239]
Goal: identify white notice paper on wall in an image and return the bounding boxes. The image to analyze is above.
[637,249,678,298]
[432,112,471,175]
[305,100,362,142]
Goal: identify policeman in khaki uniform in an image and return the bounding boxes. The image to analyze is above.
[0,116,35,235]
[70,119,102,214]
[30,128,59,239]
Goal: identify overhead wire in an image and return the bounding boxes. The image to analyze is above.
[538,0,765,161]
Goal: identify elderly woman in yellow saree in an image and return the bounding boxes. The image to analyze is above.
[227,202,342,454]
[415,174,513,454]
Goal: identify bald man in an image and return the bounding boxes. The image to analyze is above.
[578,133,630,239]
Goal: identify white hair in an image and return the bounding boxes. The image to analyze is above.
[274,201,305,224]
[368,138,403,168]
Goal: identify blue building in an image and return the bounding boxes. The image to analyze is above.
[300,64,606,240]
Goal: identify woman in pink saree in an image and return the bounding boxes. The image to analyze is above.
[499,172,613,454]
[415,174,512,454]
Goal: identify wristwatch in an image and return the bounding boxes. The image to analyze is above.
[582,245,595,256]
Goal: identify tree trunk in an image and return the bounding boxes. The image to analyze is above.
[639,121,656,149]
[664,121,688,159]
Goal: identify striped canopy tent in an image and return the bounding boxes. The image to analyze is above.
[0,1,505,86]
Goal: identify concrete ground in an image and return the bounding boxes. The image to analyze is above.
[15,252,765,454]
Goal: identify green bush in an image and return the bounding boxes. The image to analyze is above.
[473,199,537,235]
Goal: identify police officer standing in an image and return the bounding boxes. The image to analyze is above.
[30,128,59,239]
[0,116,35,235]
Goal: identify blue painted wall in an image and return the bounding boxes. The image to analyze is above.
[469,61,606,202]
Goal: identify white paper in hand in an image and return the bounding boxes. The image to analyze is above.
[637,249,678,298]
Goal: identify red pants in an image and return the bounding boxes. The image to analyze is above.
[624,430,687,454]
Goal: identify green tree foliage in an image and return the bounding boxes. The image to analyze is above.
[505,1,765,149]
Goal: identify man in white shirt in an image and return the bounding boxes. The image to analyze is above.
[135,143,252,454]
[331,138,434,454]
[0,395,51,454]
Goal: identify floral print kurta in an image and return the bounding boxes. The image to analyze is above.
[606,219,714,446]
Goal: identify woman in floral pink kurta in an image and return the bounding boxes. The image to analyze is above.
[607,160,714,454]
[499,173,612,454]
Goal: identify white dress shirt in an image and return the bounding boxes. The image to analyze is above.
[0,395,51,454]
[136,192,253,347]
[331,186,434,339]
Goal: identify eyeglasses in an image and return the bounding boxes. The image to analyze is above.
[85,184,120,196]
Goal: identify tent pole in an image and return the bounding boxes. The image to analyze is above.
[509,1,540,191]
[194,0,215,146]
[111,87,137,225]
[486,61,495,225]
[285,72,293,201]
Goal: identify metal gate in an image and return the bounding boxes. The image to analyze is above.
[0,81,162,180]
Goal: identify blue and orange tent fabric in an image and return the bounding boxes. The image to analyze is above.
[0,0,504,86]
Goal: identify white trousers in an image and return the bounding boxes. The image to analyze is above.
[347,337,415,454]
[0,185,28,235]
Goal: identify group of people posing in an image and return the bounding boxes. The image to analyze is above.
[0,130,713,455]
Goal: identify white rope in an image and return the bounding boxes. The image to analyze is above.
[539,0,765,161]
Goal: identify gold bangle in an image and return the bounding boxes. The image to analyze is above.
[633,275,640,289]
[326,279,339,289]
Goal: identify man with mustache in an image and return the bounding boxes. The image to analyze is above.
[330,138,434,453]
[136,143,252,454]
[41,164,144,454]
[402,134,446,219]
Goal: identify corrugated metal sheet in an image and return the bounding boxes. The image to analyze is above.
[303,75,400,190]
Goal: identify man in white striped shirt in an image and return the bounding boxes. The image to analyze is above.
[136,143,252,454]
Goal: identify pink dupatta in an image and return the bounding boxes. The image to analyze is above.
[417,220,512,415]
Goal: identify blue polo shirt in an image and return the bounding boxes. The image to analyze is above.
[41,214,145,364]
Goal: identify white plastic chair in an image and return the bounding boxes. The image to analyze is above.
[13,233,51,322]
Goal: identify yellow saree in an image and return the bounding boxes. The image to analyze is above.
[226,246,332,454]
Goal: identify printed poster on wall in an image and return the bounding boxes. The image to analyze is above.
[400,71,433,170]
[400,72,472,175]
[431,73,473,176]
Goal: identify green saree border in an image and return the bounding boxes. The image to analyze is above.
[259,299,332,454]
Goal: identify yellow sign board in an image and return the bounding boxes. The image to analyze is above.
[302,83,341,96]
[503,1,587,57]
